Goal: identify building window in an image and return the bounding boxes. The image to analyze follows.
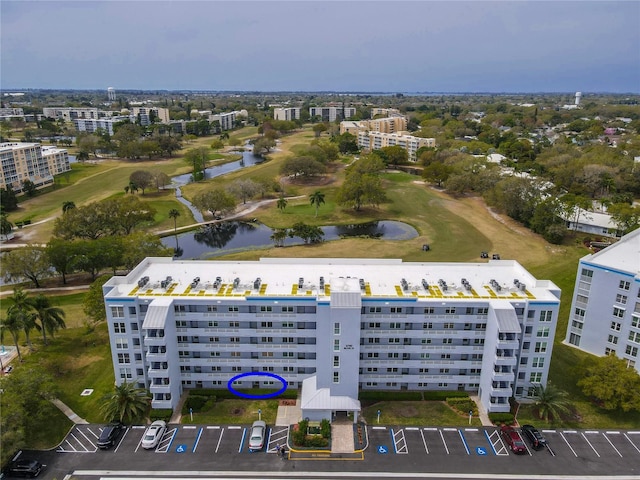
[282,306,294,313]
[388,367,399,373]
[390,307,402,313]
[368,322,381,328]
[477,307,488,315]
[539,311,552,322]
[473,338,484,345]
[283,337,294,343]
[209,337,220,342]
[230,337,240,343]
[424,307,434,314]
[228,306,239,312]
[581,268,593,278]
[613,307,625,318]
[571,320,583,330]
[629,331,640,344]
[111,306,124,318]
[333,355,339,367]
[115,338,128,349]
[119,368,132,380]
[229,321,240,327]
[530,372,542,383]
[445,307,456,315]
[117,353,130,364]
[569,333,581,346]
[210,352,220,357]
[532,357,545,368]
[611,322,621,331]
[368,338,380,344]
[423,322,433,329]
[367,352,379,358]
[282,322,294,328]
[333,372,339,383]
[334,322,340,335]
[390,322,402,329]
[534,342,547,353]
[389,338,400,344]
[283,352,294,358]
[113,322,126,334]
[605,347,614,355]
[574,308,586,318]
[442,338,453,344]
[261,321,273,328]
[421,338,432,344]
[608,335,618,344]
[369,307,382,313]
[626,345,638,357]
[334,339,340,351]
[131,322,139,331]
[260,306,273,312]
[261,336,273,342]
[619,280,631,291]
[443,322,454,329]
[616,294,628,305]
[536,327,550,338]
[261,352,273,357]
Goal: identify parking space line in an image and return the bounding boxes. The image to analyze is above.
[603,433,623,457]
[113,427,129,453]
[372,426,386,430]
[406,427,419,431]
[228,426,241,430]
[215,428,224,453]
[464,428,478,432]
[166,428,178,452]
[439,429,450,455]
[581,432,600,457]
[156,427,176,453]
[77,428,97,449]
[192,427,203,453]
[239,427,246,453]
[443,428,457,431]
[184,426,196,429]
[70,431,90,452]
[420,429,429,454]
[559,432,578,457]
[458,430,470,455]
[486,429,508,456]
[87,427,100,440]
[267,426,290,453]
[424,427,437,431]
[206,426,220,429]
[391,428,408,454]
[483,430,497,455]
[624,433,640,454]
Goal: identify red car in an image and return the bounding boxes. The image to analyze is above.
[501,425,527,454]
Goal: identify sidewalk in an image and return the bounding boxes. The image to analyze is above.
[469,395,493,426]
[51,398,89,424]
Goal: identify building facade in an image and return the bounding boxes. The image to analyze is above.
[309,106,356,122]
[0,142,69,192]
[131,107,170,125]
[357,131,436,161]
[273,108,301,121]
[564,228,640,371]
[43,107,100,121]
[103,257,560,418]
[340,117,407,135]
[73,117,129,136]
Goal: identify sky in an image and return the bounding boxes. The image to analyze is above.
[1,0,639,93]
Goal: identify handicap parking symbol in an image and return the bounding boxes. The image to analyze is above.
[176,444,188,453]
[378,445,388,454]
[476,447,488,456]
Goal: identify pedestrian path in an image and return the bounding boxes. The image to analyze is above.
[51,398,89,424]
[469,395,492,426]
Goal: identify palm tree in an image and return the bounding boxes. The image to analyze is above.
[62,201,76,213]
[5,288,37,351]
[100,381,151,424]
[0,214,13,236]
[270,228,288,247]
[276,195,287,212]
[32,294,66,346]
[532,382,571,422]
[309,191,325,217]
[0,310,25,361]
[168,209,180,234]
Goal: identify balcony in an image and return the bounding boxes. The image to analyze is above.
[144,335,166,347]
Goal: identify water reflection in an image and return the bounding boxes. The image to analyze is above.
[163,220,418,259]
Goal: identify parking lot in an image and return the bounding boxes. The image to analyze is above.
[364,425,640,460]
[56,423,290,456]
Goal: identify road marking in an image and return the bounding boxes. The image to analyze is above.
[206,426,220,429]
[114,428,129,453]
[166,428,178,453]
[606,431,620,434]
[484,430,497,455]
[405,427,419,431]
[228,426,241,430]
[70,431,90,452]
[603,433,622,457]
[581,432,600,457]
[184,426,196,429]
[391,428,408,454]
[439,429,450,455]
[215,428,224,453]
[443,428,457,431]
[623,433,640,453]
[420,429,429,454]
[585,430,599,434]
[559,431,578,457]
[465,428,478,432]
[458,430,470,455]
[132,425,146,429]
[192,428,203,453]
[372,426,386,430]
[239,427,246,453]
[564,430,577,434]
[424,427,438,431]
[542,430,556,433]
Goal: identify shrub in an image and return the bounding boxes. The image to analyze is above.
[292,419,308,446]
[359,391,422,402]
[446,397,478,416]
[184,395,209,413]
[305,435,329,447]
[423,391,468,401]
[489,413,515,425]
[320,419,331,439]
[149,409,173,422]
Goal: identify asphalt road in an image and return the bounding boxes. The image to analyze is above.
[9,423,640,480]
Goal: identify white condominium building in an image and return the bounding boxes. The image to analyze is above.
[565,228,640,371]
[43,107,100,121]
[131,107,170,125]
[371,108,401,117]
[358,131,436,161]
[0,142,69,192]
[309,106,356,122]
[73,117,129,136]
[210,111,245,131]
[274,108,301,121]
[340,117,407,135]
[103,257,560,420]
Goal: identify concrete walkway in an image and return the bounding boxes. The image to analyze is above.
[469,395,493,426]
[51,398,89,424]
[330,418,355,454]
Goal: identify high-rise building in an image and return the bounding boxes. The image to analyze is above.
[274,108,301,121]
[0,142,69,192]
[565,228,640,371]
[357,131,435,161]
[309,106,356,122]
[103,257,561,419]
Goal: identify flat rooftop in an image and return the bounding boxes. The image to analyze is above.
[582,228,640,276]
[105,258,560,303]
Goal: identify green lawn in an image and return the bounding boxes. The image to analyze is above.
[183,399,279,425]
[362,401,483,427]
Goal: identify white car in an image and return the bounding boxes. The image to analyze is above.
[248,420,266,451]
[141,420,167,449]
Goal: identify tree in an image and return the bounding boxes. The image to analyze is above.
[152,171,171,191]
[31,294,66,345]
[0,214,13,236]
[289,222,324,244]
[4,287,37,354]
[62,201,76,213]
[422,162,454,187]
[193,189,237,218]
[337,171,386,211]
[379,145,408,166]
[168,208,181,234]
[210,139,224,151]
[184,147,209,181]
[253,137,276,157]
[2,245,51,288]
[578,354,640,412]
[0,186,19,212]
[280,157,326,179]
[22,179,37,197]
[312,123,327,138]
[129,170,154,195]
[100,381,151,424]
[334,132,359,154]
[531,383,571,422]
[227,179,261,204]
[270,228,288,247]
[46,238,78,284]
[608,203,640,235]
[309,191,325,217]
[228,137,242,148]
[277,195,288,212]
[82,275,110,328]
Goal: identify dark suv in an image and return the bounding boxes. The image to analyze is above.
[521,424,547,450]
[500,425,527,454]
[97,422,124,449]
[3,458,43,478]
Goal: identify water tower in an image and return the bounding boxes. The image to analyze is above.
[575,91,582,106]
[107,87,116,101]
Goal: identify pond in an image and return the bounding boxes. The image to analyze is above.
[162,220,419,259]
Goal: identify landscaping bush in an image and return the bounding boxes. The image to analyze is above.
[305,435,329,447]
[320,419,331,439]
[292,419,308,446]
[184,394,210,413]
[489,412,515,425]
[359,391,422,402]
[149,409,173,422]
[446,397,478,416]
[423,391,468,401]
[187,388,297,400]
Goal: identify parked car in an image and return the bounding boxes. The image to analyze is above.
[500,425,527,454]
[248,420,266,451]
[3,458,43,478]
[97,422,124,449]
[521,424,547,450]
[141,420,167,449]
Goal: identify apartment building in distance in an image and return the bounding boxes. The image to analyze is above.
[209,110,247,131]
[340,117,407,135]
[309,106,356,122]
[131,106,170,125]
[0,142,70,192]
[564,228,640,371]
[73,116,130,136]
[371,108,401,117]
[103,257,561,420]
[358,131,436,161]
[274,107,301,121]
[42,107,101,121]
